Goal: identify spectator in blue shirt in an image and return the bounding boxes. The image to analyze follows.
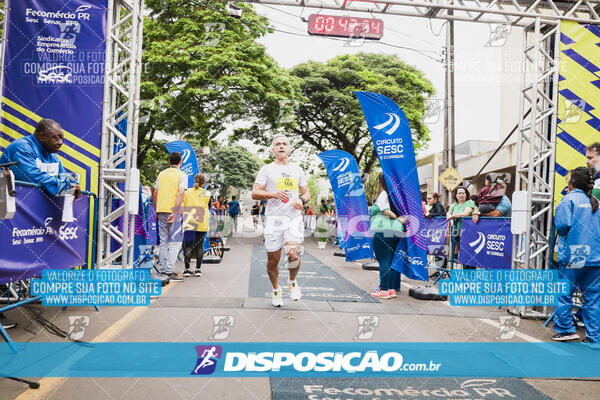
[0,118,80,197]
[472,177,511,222]
[229,195,240,232]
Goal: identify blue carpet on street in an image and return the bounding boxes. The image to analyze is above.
[248,245,378,303]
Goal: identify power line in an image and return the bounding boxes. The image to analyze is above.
[269,26,443,63]
[267,17,306,32]
[259,3,304,19]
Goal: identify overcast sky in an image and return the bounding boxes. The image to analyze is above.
[233,4,523,160]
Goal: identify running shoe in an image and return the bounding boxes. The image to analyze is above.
[194,270,202,277]
[289,280,302,301]
[0,314,17,329]
[272,288,284,307]
[388,289,397,298]
[552,332,580,341]
[183,269,191,277]
[167,273,184,282]
[370,290,392,299]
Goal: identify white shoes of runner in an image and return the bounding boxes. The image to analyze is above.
[272,287,284,307]
[289,280,302,301]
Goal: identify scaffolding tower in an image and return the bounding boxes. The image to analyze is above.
[97,0,145,268]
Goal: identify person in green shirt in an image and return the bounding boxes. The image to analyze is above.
[447,187,475,262]
[319,199,332,215]
[370,173,405,299]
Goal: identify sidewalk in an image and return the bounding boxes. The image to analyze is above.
[1,232,599,399]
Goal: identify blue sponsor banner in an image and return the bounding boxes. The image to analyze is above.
[458,218,512,269]
[418,217,448,257]
[1,0,107,187]
[164,140,199,188]
[1,342,599,377]
[318,150,373,261]
[355,92,427,280]
[0,0,108,270]
[0,186,88,284]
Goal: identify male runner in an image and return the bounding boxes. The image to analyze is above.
[252,134,310,307]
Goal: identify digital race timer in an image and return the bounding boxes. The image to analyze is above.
[307,14,384,40]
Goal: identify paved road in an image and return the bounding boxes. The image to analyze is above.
[1,226,599,399]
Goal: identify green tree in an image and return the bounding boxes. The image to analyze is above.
[205,146,260,198]
[363,171,380,206]
[307,176,319,209]
[139,0,300,167]
[238,53,435,174]
[138,141,169,186]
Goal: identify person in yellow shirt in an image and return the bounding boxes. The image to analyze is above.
[182,174,211,277]
[151,152,187,280]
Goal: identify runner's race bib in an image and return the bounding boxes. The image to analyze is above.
[277,177,298,191]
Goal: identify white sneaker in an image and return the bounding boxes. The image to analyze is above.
[272,288,284,307]
[289,280,302,301]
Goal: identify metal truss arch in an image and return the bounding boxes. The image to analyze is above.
[243,1,600,26]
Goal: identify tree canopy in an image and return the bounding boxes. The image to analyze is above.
[139,0,300,166]
[205,146,261,197]
[237,53,435,173]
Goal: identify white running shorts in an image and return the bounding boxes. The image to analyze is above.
[264,215,304,252]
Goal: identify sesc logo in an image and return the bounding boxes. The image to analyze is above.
[468,232,486,254]
[181,148,191,164]
[333,157,350,172]
[59,224,79,240]
[38,65,72,84]
[191,345,222,375]
[373,113,401,135]
[409,257,425,266]
[469,231,505,255]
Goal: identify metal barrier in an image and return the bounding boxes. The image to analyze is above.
[1,182,97,352]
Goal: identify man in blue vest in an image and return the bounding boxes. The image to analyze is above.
[0,118,80,197]
[0,119,80,328]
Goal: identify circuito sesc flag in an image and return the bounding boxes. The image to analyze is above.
[318,150,373,261]
[355,92,428,281]
[164,141,200,189]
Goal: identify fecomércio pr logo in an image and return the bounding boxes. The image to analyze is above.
[191,345,222,375]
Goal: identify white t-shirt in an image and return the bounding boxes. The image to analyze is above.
[254,162,307,218]
[375,191,391,211]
